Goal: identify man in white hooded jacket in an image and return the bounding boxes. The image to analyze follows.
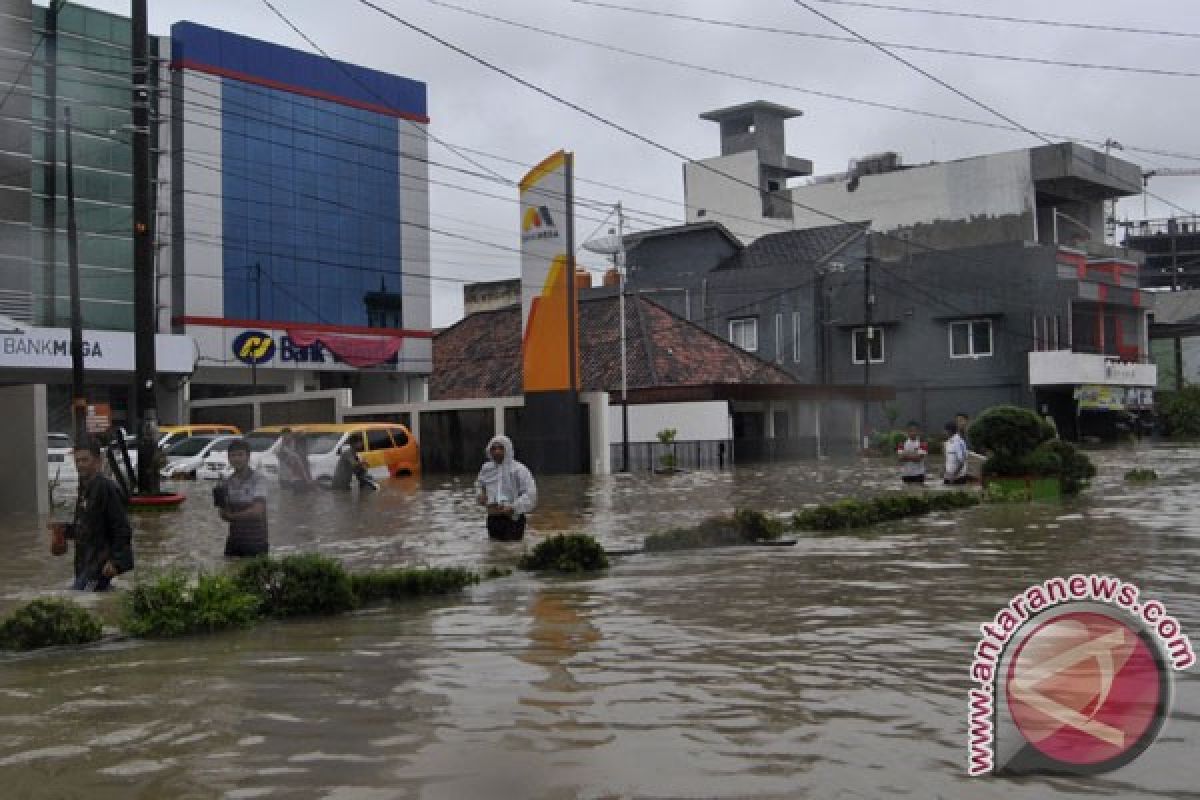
[476,434,537,541]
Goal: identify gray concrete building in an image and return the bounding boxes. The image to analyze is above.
[608,103,1159,439]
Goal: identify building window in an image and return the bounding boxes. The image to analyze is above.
[793,311,803,362]
[852,326,884,364]
[950,319,993,358]
[729,317,758,352]
[775,313,784,362]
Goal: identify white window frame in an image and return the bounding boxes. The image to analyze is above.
[851,326,884,364]
[949,319,994,359]
[775,313,784,362]
[729,317,758,352]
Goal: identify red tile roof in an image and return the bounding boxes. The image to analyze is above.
[432,294,795,400]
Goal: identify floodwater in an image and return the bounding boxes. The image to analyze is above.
[0,445,1197,799]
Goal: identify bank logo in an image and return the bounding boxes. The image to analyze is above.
[1005,609,1168,773]
[521,205,559,241]
[232,330,275,365]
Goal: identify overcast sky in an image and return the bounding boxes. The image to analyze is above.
[73,0,1200,326]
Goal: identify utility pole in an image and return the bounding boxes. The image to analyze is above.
[132,0,159,496]
[43,1,58,325]
[64,106,85,442]
[616,202,629,472]
[862,244,874,450]
[251,261,261,389]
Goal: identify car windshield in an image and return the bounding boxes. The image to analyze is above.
[302,432,344,454]
[167,437,214,457]
[246,433,280,452]
[209,439,234,453]
[47,434,71,449]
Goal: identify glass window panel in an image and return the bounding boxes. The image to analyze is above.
[951,322,969,356]
[973,321,992,355]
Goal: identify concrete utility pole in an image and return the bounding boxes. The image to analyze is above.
[862,243,874,450]
[64,106,85,441]
[132,0,159,495]
[616,202,629,472]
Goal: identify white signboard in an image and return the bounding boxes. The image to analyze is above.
[0,327,193,373]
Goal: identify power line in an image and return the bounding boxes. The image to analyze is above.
[791,0,1195,217]
[809,0,1200,40]
[561,0,1200,79]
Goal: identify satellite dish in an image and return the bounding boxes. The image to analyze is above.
[582,233,623,256]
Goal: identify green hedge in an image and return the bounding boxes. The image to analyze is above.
[0,598,103,650]
[518,534,609,572]
[792,491,979,531]
[1125,468,1159,482]
[644,509,785,552]
[233,553,357,618]
[969,406,1094,495]
[118,555,485,639]
[351,567,480,603]
[121,572,259,638]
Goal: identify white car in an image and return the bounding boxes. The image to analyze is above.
[160,435,235,480]
[47,432,78,485]
[197,431,283,480]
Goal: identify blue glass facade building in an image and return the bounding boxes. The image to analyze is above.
[170,22,427,329]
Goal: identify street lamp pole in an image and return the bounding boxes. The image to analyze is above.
[617,202,629,472]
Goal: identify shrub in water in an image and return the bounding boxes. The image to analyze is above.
[792,491,979,531]
[234,554,356,618]
[518,534,609,572]
[0,598,103,650]
[121,572,259,638]
[1125,467,1159,482]
[968,406,1054,464]
[1035,439,1095,495]
[1158,387,1200,438]
[350,567,480,605]
[644,509,786,551]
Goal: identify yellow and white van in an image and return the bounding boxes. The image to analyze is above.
[260,423,419,482]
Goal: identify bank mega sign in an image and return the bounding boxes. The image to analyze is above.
[0,327,194,372]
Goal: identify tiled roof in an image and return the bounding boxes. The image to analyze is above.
[714,222,867,271]
[431,294,795,400]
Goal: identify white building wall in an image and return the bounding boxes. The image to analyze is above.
[179,71,224,318]
[398,121,432,373]
[608,400,731,443]
[684,147,1039,244]
[683,150,793,242]
[787,149,1037,236]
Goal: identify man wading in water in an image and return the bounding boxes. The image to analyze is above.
[51,437,134,590]
[214,438,269,556]
[476,435,537,541]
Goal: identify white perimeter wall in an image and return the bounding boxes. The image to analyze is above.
[608,400,731,443]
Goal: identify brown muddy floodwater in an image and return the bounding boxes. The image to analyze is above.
[0,445,1196,799]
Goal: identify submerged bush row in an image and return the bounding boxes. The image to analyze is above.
[518,533,610,572]
[643,509,785,552]
[792,491,979,532]
[0,555,485,649]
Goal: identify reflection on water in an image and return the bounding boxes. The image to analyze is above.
[0,445,1197,797]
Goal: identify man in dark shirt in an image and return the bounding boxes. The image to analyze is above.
[59,438,134,591]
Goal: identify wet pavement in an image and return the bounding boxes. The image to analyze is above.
[0,444,1196,798]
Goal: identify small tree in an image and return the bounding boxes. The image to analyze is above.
[656,428,678,470]
[1158,387,1200,438]
[969,405,1094,495]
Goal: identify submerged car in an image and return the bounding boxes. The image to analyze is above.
[197,430,284,480]
[47,432,77,485]
[160,435,235,480]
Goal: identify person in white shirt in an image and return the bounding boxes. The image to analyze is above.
[943,421,971,485]
[896,421,928,484]
[476,435,537,541]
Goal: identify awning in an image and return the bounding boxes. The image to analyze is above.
[286,328,402,368]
